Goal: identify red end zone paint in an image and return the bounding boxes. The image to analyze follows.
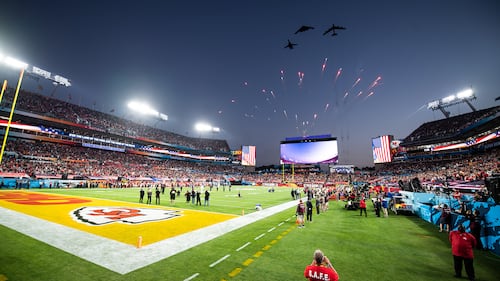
[0,191,236,246]
[0,191,91,205]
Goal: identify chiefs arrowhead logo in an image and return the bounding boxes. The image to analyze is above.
[71,206,181,225]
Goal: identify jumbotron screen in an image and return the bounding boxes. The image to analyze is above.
[280,136,338,164]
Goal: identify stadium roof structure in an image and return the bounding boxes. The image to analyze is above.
[402,105,500,147]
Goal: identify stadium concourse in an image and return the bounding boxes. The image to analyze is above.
[0,87,499,256]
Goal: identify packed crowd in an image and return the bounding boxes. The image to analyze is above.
[1,139,242,183]
[403,106,499,145]
[1,137,497,192]
[1,88,230,153]
[375,150,498,188]
[0,87,498,190]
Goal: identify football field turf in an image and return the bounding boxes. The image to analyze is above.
[0,186,499,281]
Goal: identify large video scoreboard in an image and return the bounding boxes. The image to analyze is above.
[280,135,338,164]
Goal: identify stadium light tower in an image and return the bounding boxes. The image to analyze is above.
[0,53,72,163]
[427,88,476,118]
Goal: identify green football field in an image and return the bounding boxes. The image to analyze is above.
[0,186,498,281]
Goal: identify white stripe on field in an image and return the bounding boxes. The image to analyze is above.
[236,242,251,251]
[184,273,199,281]
[254,233,265,240]
[209,254,230,267]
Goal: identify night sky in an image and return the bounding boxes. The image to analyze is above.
[1,0,499,167]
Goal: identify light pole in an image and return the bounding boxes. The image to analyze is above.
[0,54,71,163]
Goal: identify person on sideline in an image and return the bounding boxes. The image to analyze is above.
[374,198,382,217]
[204,190,210,206]
[359,197,367,217]
[139,187,145,203]
[155,186,161,205]
[146,187,152,204]
[449,224,476,281]
[304,249,339,281]
[306,199,313,222]
[439,203,451,232]
[296,200,305,228]
[382,198,389,217]
[466,209,484,250]
[170,187,176,204]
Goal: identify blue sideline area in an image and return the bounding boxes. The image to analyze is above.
[403,191,499,256]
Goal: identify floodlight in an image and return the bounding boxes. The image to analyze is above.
[128,100,168,121]
[427,100,440,110]
[53,75,71,87]
[128,101,151,112]
[159,113,168,121]
[3,56,28,69]
[428,87,477,118]
[195,123,212,132]
[195,122,220,133]
[456,88,474,99]
[441,95,456,104]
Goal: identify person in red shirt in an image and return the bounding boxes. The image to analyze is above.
[304,249,339,281]
[449,224,476,281]
[359,197,367,217]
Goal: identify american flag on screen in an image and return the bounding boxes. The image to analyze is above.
[372,135,392,163]
[242,145,256,166]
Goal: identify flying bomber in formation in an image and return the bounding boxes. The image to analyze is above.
[294,25,315,34]
[284,39,298,49]
[322,24,347,36]
[285,23,346,50]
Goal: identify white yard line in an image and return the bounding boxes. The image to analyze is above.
[0,199,299,275]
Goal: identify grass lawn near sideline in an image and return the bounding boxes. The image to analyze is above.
[0,186,499,281]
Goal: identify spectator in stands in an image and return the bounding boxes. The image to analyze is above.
[452,189,462,202]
